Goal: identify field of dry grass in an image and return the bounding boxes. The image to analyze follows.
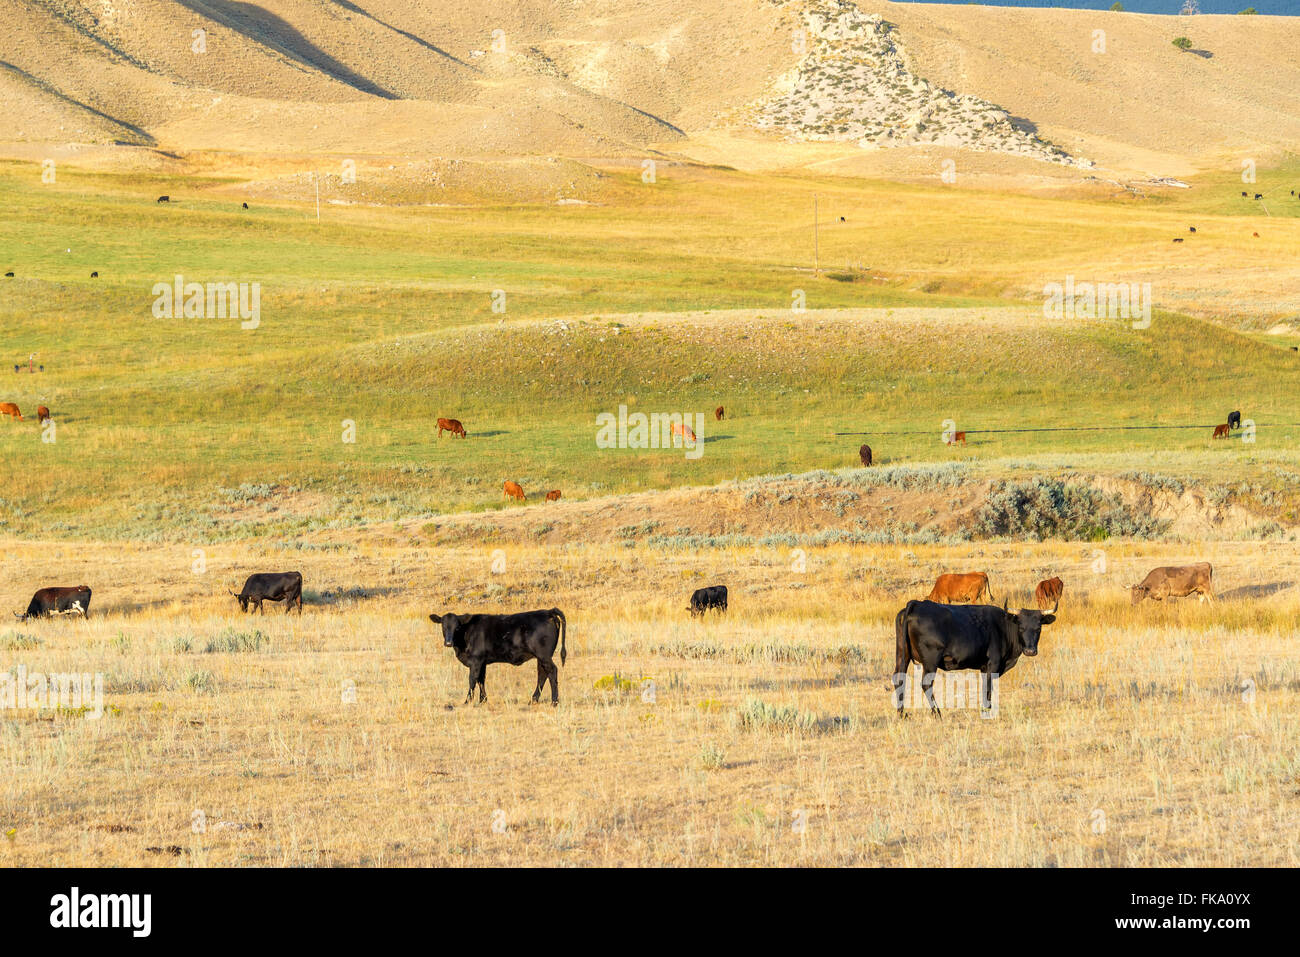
[2,535,1296,866]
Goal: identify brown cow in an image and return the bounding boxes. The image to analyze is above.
[0,402,22,421]
[437,417,467,438]
[671,422,697,444]
[1212,424,1230,439]
[715,406,725,421]
[504,481,525,502]
[859,444,872,467]
[1034,577,1064,610]
[947,431,966,446]
[36,405,50,423]
[545,490,561,502]
[925,572,995,604]
[1130,563,1214,605]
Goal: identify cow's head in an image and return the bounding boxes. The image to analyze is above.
[1129,585,1147,606]
[1007,608,1056,657]
[229,589,249,612]
[429,612,459,648]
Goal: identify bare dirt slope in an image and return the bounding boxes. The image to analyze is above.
[2,0,1296,177]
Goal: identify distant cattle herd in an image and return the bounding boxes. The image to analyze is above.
[14,558,1219,713]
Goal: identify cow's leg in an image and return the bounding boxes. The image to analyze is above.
[532,660,546,703]
[546,659,559,705]
[922,670,941,718]
[472,663,487,704]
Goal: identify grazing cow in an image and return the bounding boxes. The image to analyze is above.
[715,406,725,421]
[1212,423,1230,439]
[947,431,966,446]
[926,572,995,605]
[1172,237,1184,243]
[670,421,697,444]
[1241,192,1248,198]
[242,203,249,209]
[893,600,1056,717]
[230,571,303,615]
[1254,194,1262,200]
[545,489,561,502]
[1034,577,1064,610]
[1253,232,1260,238]
[3,272,12,278]
[15,586,92,621]
[1189,226,1196,233]
[157,196,170,203]
[36,405,50,423]
[436,417,466,438]
[859,444,872,467]
[1227,410,1241,430]
[688,585,728,617]
[90,271,98,278]
[430,608,567,705]
[0,402,22,421]
[1130,563,1214,605]
[504,481,525,502]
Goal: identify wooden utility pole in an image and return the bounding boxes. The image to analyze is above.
[813,193,819,275]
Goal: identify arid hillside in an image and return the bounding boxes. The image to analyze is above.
[1,0,1297,177]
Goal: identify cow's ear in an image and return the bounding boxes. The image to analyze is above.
[1040,614,1056,625]
[429,613,442,623]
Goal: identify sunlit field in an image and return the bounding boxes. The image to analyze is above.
[1,159,1298,538]
[1,151,1298,869]
[1,538,1296,866]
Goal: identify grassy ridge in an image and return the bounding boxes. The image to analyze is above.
[0,160,1296,538]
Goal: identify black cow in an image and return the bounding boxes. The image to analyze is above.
[688,585,728,617]
[1255,194,1263,200]
[230,571,302,614]
[1228,410,1242,430]
[157,195,170,203]
[15,586,92,621]
[892,599,1056,717]
[430,608,567,705]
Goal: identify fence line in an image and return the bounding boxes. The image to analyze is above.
[834,423,1297,437]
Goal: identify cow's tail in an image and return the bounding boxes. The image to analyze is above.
[895,601,915,673]
[982,578,997,606]
[552,608,567,666]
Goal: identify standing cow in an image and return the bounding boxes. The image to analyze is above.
[230,571,303,614]
[859,444,872,467]
[1034,577,1064,610]
[437,417,467,438]
[545,489,561,502]
[504,481,525,502]
[715,406,725,421]
[0,402,22,421]
[14,586,92,621]
[926,572,995,605]
[1130,563,1214,605]
[688,585,728,617]
[430,608,567,705]
[893,599,1056,717]
[1227,410,1242,430]
[36,405,50,423]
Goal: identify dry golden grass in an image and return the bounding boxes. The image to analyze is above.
[1,536,1296,866]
